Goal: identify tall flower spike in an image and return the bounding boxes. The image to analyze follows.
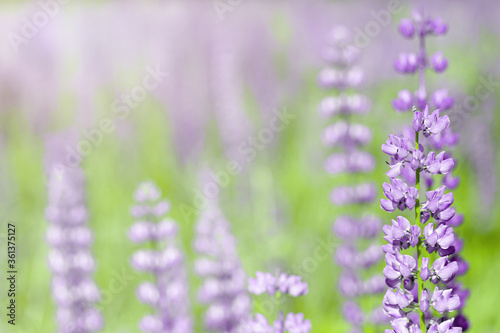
[381,9,468,332]
[45,138,103,333]
[129,181,192,333]
[193,181,250,333]
[245,271,311,333]
[318,25,386,331]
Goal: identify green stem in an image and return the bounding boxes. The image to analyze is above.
[416,6,427,330]
[415,131,426,332]
[276,292,283,333]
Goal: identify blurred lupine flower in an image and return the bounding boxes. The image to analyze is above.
[322,121,372,148]
[128,182,192,333]
[246,271,311,333]
[318,94,371,118]
[248,272,308,297]
[343,301,363,327]
[431,90,454,111]
[398,18,416,38]
[392,89,415,112]
[331,183,377,205]
[429,52,449,73]
[193,200,250,333]
[45,150,103,333]
[283,313,312,333]
[333,215,381,240]
[426,128,459,151]
[338,272,386,297]
[461,102,498,217]
[324,151,376,174]
[382,10,467,332]
[317,65,365,89]
[318,25,386,332]
[394,53,419,74]
[392,13,451,113]
[335,244,383,269]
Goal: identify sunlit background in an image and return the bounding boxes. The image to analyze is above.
[0,0,499,332]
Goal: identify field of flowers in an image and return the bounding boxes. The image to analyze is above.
[0,0,499,332]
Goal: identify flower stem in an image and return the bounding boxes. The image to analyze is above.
[277,292,285,333]
[416,8,427,330]
[415,131,426,332]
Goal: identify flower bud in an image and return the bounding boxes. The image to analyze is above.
[398,18,415,38]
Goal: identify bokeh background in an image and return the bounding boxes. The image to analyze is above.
[0,0,499,332]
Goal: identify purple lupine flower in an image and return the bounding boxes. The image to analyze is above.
[429,257,458,284]
[194,201,250,333]
[412,106,450,137]
[245,313,273,333]
[392,89,415,112]
[394,53,419,74]
[382,289,407,319]
[248,271,278,296]
[386,317,423,333]
[430,287,461,313]
[423,223,456,255]
[421,186,456,223]
[45,146,103,333]
[129,181,192,333]
[431,90,454,111]
[383,252,417,288]
[429,52,448,73]
[246,272,311,333]
[427,319,462,333]
[343,301,364,327]
[383,216,421,249]
[382,9,468,332]
[284,313,312,333]
[380,179,418,212]
[421,152,455,175]
[318,25,386,331]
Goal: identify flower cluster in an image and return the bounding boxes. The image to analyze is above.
[129,182,192,333]
[194,201,250,332]
[381,11,468,332]
[45,164,103,333]
[246,272,311,333]
[318,25,386,331]
[392,14,449,113]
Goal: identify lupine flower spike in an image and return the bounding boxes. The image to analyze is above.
[129,182,192,333]
[193,185,251,332]
[246,271,311,333]
[319,25,387,331]
[45,147,103,333]
[381,9,468,333]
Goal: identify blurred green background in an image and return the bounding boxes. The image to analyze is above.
[0,0,499,332]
